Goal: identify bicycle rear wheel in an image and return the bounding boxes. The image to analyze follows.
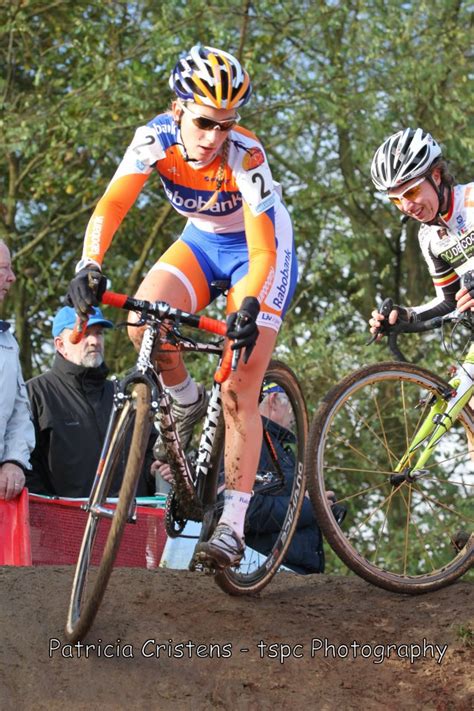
[215,360,308,595]
[307,361,473,593]
[65,383,152,642]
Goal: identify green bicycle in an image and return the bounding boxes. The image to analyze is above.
[306,302,473,593]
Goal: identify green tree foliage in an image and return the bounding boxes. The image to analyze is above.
[1,0,472,392]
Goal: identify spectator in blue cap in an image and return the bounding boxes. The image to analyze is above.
[26,305,154,497]
[51,305,113,367]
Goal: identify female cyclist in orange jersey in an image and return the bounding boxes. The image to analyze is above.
[67,45,297,568]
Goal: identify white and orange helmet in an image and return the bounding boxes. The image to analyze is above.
[169,45,252,110]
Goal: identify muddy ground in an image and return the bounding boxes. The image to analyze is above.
[0,567,472,710]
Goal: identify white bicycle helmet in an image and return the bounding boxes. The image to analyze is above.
[169,45,252,110]
[371,128,442,192]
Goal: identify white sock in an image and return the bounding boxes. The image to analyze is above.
[219,490,252,540]
[165,374,199,406]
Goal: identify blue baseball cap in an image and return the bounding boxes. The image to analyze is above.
[262,382,285,395]
[52,306,114,338]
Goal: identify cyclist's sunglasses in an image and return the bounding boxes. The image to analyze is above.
[388,176,426,208]
[179,102,240,132]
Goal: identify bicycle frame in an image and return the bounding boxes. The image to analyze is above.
[65,288,310,644]
[376,308,474,479]
[85,312,227,532]
[394,359,474,477]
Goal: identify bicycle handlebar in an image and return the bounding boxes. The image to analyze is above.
[70,290,233,382]
[385,317,444,362]
[372,296,469,361]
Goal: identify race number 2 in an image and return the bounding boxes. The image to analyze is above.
[252,172,272,200]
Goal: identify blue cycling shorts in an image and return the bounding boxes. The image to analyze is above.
[151,205,297,332]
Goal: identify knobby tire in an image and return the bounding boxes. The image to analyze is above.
[215,360,308,595]
[307,361,473,594]
[65,383,152,641]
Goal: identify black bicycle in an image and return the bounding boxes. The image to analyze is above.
[65,289,307,642]
[306,302,473,594]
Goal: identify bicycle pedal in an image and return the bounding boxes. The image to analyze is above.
[189,552,216,575]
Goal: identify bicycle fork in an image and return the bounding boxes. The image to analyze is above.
[84,382,143,522]
[392,363,474,483]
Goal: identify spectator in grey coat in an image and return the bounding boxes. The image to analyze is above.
[0,240,35,500]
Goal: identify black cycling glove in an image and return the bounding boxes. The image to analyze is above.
[376,298,417,336]
[463,270,474,297]
[67,265,107,318]
[226,296,260,364]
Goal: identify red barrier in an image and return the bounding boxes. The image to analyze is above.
[0,488,32,566]
[28,495,167,569]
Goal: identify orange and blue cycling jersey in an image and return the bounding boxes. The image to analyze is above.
[79,113,297,331]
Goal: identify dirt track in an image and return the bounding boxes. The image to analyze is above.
[1,567,472,710]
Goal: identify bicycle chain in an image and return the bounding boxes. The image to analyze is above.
[164,469,204,538]
[164,491,187,538]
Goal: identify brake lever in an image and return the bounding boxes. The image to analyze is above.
[366,297,394,346]
[231,346,241,371]
[165,325,197,349]
[231,311,245,371]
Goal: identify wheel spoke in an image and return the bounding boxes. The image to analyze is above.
[397,484,437,574]
[343,395,400,465]
[347,483,402,540]
[371,388,395,470]
[411,482,474,524]
[323,465,396,476]
[327,480,390,505]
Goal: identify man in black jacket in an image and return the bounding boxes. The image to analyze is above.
[26,306,153,497]
[245,384,325,574]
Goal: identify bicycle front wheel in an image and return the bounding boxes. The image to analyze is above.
[307,361,473,593]
[65,383,152,642]
[215,360,308,595]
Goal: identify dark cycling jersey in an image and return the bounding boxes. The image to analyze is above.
[412,182,474,320]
